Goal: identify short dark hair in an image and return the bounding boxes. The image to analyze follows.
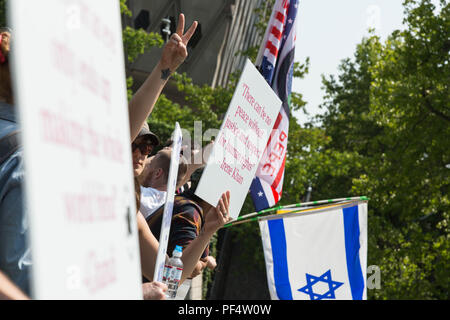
[154,149,187,186]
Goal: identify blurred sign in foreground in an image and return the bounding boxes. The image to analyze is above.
[10,0,142,299]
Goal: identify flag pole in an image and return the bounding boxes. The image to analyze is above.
[223,196,369,228]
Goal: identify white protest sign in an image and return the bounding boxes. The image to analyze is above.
[195,59,281,219]
[10,0,142,299]
[153,122,183,282]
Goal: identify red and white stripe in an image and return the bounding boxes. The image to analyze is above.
[252,0,297,209]
[256,107,289,202]
[260,0,289,67]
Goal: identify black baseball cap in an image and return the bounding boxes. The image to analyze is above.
[138,122,160,146]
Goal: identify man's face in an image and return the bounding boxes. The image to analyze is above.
[132,136,154,177]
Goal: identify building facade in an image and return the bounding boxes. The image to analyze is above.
[122,0,267,90]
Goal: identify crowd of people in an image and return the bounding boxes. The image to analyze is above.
[0,14,231,300]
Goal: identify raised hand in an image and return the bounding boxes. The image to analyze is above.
[128,14,198,142]
[159,13,198,78]
[204,191,232,234]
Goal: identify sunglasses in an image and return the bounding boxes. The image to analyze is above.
[132,141,153,156]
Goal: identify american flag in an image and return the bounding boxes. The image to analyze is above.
[250,0,298,211]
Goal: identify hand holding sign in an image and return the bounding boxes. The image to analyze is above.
[142,281,168,300]
[160,13,198,75]
[203,191,232,236]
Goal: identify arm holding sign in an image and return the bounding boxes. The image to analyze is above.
[136,211,159,280]
[0,271,29,300]
[136,211,169,300]
[189,256,216,278]
[137,194,230,285]
[137,189,230,284]
[142,281,167,300]
[128,14,198,141]
[190,260,207,278]
[202,255,217,270]
[179,191,231,283]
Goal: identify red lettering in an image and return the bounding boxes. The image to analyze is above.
[79,1,116,52]
[51,40,75,77]
[63,187,117,224]
[219,135,227,147]
[220,157,233,176]
[83,250,117,294]
[274,142,285,156]
[232,167,243,185]
[262,163,276,176]
[269,151,280,162]
[235,106,249,123]
[80,61,99,95]
[101,78,111,104]
[39,108,124,163]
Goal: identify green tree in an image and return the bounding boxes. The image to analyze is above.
[313,0,449,299]
[364,0,449,299]
[120,0,163,63]
[120,0,164,100]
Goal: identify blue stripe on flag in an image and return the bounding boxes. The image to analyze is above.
[250,177,270,211]
[343,205,365,300]
[268,218,293,300]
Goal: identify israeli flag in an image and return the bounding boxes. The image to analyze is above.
[259,201,368,300]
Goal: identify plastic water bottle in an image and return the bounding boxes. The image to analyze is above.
[163,245,183,299]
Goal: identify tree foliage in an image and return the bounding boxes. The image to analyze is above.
[310,0,449,299]
[120,0,164,100]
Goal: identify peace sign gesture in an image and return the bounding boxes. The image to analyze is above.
[159,13,198,77]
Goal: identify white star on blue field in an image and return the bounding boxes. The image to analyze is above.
[297,269,344,300]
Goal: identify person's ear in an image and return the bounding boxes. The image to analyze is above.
[155,168,164,180]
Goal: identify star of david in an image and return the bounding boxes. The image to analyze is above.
[297,269,344,300]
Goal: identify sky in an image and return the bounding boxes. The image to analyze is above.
[292,0,441,125]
